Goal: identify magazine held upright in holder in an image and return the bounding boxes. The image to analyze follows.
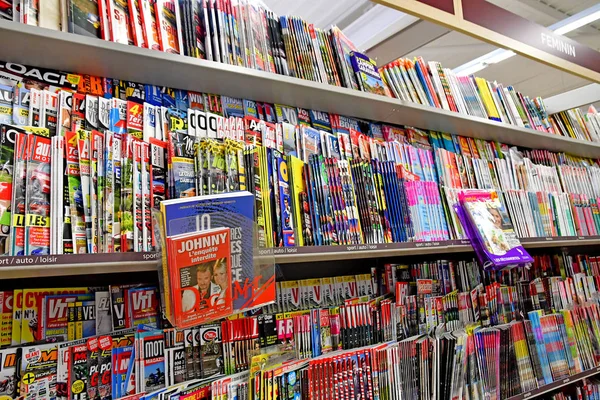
[155,191,276,329]
[455,189,533,270]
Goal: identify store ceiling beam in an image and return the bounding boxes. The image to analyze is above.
[370,0,600,83]
[544,83,600,114]
[366,20,451,65]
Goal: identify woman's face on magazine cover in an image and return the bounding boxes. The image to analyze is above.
[213,263,228,290]
[489,207,503,229]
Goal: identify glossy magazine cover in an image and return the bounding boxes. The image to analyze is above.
[161,191,275,314]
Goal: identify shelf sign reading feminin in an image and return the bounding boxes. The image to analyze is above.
[372,0,600,80]
[462,0,600,74]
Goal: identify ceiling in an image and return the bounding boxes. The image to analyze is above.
[262,0,600,111]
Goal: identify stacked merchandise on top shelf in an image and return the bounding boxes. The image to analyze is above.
[2,0,384,93]
[380,57,555,135]
[1,1,565,138]
[4,250,600,398]
[550,105,600,142]
[0,60,599,257]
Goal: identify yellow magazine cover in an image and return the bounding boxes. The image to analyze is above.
[475,77,500,121]
[11,290,22,346]
[259,147,273,248]
[245,146,266,247]
[67,302,76,341]
[75,301,83,339]
[288,156,305,247]
[20,287,87,344]
[558,113,577,139]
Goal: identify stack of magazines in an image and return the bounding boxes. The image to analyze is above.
[0,60,600,258]
[550,105,600,142]
[2,1,568,136]
[380,57,554,135]
[2,248,600,398]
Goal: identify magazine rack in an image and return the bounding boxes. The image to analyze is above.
[155,205,276,329]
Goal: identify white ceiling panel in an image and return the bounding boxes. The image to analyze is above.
[261,0,371,29]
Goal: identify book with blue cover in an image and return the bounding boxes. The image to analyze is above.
[111,345,135,398]
[160,191,275,316]
[349,51,388,97]
[309,110,332,133]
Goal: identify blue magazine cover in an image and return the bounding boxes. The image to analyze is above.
[349,52,388,97]
[221,96,245,118]
[111,345,134,398]
[161,191,275,313]
[309,110,332,132]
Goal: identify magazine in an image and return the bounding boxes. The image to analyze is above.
[160,191,275,315]
[65,130,87,254]
[68,0,102,38]
[24,132,52,255]
[10,130,27,256]
[108,0,134,45]
[137,329,166,393]
[12,85,30,126]
[77,129,93,253]
[0,347,17,399]
[127,286,159,328]
[350,51,389,97]
[39,293,91,342]
[458,189,532,269]
[18,343,59,399]
[0,125,21,255]
[166,227,233,328]
[140,0,161,51]
[155,0,183,54]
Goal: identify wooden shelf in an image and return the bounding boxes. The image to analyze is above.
[2,21,600,159]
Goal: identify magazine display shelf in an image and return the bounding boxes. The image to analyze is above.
[0,252,160,279]
[2,236,600,279]
[2,21,600,159]
[263,236,600,263]
[507,366,600,400]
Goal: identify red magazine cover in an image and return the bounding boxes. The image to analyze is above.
[167,227,233,328]
[155,0,183,54]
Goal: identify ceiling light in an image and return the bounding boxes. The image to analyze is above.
[453,48,515,75]
[553,9,600,35]
[453,62,488,76]
[343,5,419,51]
[485,50,516,64]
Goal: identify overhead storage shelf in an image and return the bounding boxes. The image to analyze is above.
[2,21,600,158]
